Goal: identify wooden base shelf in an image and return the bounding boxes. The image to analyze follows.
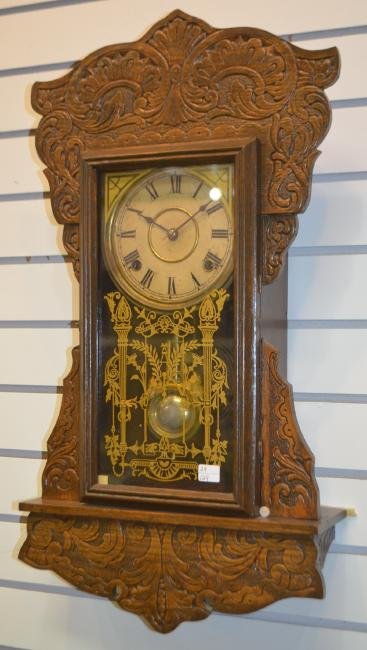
[20,499,345,535]
[19,501,345,632]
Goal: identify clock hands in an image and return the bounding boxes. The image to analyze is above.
[128,207,170,235]
[128,198,221,241]
[174,200,214,234]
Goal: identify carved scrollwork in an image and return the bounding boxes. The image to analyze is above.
[262,214,298,284]
[295,47,340,89]
[31,10,339,278]
[261,341,319,518]
[188,32,296,123]
[66,46,167,132]
[42,347,80,499]
[63,224,80,280]
[269,85,331,212]
[36,111,83,226]
[20,514,324,633]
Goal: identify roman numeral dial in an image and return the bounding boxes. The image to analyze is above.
[168,276,176,296]
[104,163,234,309]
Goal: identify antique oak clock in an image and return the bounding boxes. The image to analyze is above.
[19,11,345,633]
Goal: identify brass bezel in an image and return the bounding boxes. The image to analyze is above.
[102,165,234,310]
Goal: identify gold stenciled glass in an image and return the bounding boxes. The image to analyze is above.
[99,162,234,488]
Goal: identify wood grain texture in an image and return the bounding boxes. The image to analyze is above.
[20,513,327,634]
[30,9,339,281]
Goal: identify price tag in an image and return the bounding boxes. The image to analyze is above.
[198,464,220,483]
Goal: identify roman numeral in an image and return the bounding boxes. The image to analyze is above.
[192,180,203,198]
[203,251,222,269]
[212,229,228,238]
[145,182,159,200]
[140,268,155,288]
[123,249,140,266]
[168,276,176,296]
[170,174,181,193]
[191,272,201,288]
[207,202,223,215]
[118,230,136,238]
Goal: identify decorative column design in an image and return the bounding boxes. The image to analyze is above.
[198,289,227,462]
[104,292,132,476]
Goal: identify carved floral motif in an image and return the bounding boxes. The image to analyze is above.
[20,514,324,633]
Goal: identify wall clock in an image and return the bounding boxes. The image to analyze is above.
[19,10,345,633]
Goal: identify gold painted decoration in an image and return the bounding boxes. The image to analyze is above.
[104,289,229,482]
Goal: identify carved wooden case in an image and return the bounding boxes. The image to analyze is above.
[19,11,345,633]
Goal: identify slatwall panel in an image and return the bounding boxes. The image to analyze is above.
[0,1,366,648]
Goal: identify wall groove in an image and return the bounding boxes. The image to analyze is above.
[0,0,104,18]
[0,192,48,202]
[1,386,365,402]
[0,321,78,329]
[0,61,74,78]
[0,130,34,140]
[290,245,367,256]
[331,98,367,109]
[2,448,367,480]
[295,392,367,404]
[1,319,366,330]
[2,246,367,264]
[288,23,367,41]
[0,255,68,264]
[288,320,367,329]
[0,385,62,394]
[313,171,367,182]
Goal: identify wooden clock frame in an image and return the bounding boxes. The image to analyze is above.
[19,10,345,633]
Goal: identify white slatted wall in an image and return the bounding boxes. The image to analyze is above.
[0,1,366,648]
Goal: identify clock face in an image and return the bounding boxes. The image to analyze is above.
[103,165,234,309]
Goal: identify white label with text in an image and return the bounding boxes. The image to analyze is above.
[198,464,220,483]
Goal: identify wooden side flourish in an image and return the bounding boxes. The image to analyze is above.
[42,347,80,500]
[63,224,81,281]
[262,214,298,284]
[20,514,324,633]
[30,10,339,283]
[261,340,319,519]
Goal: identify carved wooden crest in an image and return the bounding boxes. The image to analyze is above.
[19,11,344,633]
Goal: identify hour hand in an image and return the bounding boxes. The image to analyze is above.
[128,207,169,234]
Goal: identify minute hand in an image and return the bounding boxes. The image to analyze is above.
[175,201,213,233]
